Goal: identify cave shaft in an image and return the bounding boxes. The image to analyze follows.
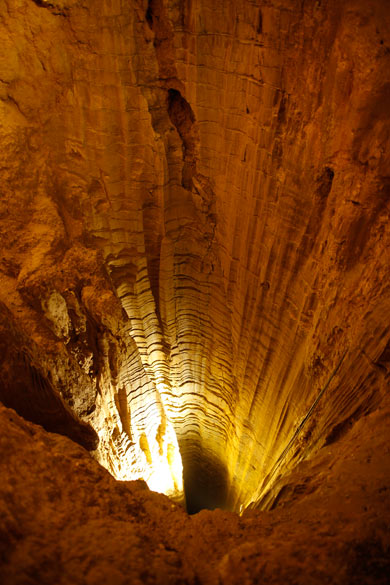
[0,0,389,513]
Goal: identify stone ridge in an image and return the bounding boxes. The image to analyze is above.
[0,0,389,512]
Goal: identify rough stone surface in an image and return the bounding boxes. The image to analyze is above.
[0,0,389,551]
[0,402,389,584]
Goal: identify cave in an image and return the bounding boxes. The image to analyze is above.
[0,0,390,583]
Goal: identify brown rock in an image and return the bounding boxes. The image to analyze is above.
[0,0,389,581]
[0,400,389,584]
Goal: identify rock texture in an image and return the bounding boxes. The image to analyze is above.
[1,1,390,581]
[0,0,389,521]
[1,401,389,584]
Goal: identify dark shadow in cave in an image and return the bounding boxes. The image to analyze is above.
[0,303,98,451]
[183,449,229,514]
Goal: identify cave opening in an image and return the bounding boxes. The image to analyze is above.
[182,450,230,514]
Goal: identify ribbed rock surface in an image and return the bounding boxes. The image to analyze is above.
[0,0,389,513]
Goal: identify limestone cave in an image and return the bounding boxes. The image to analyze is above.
[0,0,389,583]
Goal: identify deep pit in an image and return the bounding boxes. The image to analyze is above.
[1,0,390,583]
[183,452,230,514]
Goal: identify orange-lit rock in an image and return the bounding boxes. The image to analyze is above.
[0,0,390,579]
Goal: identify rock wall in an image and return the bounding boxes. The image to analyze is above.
[0,0,389,513]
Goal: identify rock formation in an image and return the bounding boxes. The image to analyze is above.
[1,399,389,584]
[0,0,389,582]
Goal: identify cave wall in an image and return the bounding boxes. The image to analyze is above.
[0,0,389,511]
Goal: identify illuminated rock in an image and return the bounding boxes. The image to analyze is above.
[0,0,389,522]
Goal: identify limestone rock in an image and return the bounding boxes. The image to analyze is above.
[0,0,389,524]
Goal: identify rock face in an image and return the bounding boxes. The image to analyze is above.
[0,0,389,539]
[1,0,390,581]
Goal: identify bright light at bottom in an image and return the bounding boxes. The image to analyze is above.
[144,424,184,499]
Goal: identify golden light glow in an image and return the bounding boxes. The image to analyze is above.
[94,383,184,503]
